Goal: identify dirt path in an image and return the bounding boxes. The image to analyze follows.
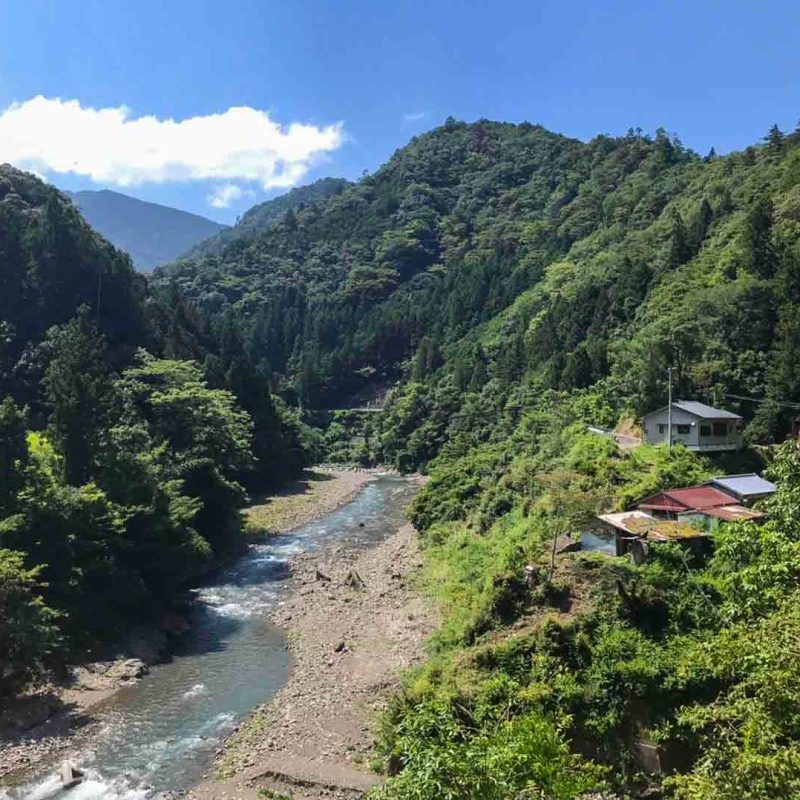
[190,521,435,800]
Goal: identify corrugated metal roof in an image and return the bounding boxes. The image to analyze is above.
[672,401,742,420]
[702,505,765,522]
[637,492,686,511]
[710,473,776,499]
[637,485,736,511]
[597,512,705,540]
[598,511,657,534]
[667,486,736,509]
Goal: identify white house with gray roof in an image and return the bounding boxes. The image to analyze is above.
[641,401,743,452]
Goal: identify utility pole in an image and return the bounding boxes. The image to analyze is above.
[667,366,673,449]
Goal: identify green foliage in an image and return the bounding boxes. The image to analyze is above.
[149,119,800,798]
[43,307,112,485]
[118,353,253,474]
[0,396,28,514]
[379,424,800,799]
[0,548,60,696]
[0,164,311,693]
[374,696,605,800]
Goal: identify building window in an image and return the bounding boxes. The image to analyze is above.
[658,424,667,434]
[677,424,691,435]
[700,424,711,436]
[712,422,728,437]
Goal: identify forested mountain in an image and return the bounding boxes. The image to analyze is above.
[184,176,350,259]
[67,188,226,271]
[158,119,800,798]
[159,119,800,438]
[0,165,307,694]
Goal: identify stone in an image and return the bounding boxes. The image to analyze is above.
[60,761,84,789]
[107,658,148,683]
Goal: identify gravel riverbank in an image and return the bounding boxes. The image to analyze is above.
[245,468,376,535]
[190,510,434,800]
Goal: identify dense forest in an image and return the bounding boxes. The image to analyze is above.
[0,164,308,694]
[160,118,800,443]
[160,118,800,798]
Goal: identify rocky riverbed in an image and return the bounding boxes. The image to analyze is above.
[190,515,435,800]
[0,624,178,781]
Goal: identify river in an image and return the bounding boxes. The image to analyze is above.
[2,474,418,800]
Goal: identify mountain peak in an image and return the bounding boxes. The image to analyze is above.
[66,188,227,271]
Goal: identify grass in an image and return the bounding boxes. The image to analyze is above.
[244,469,354,537]
[214,712,267,779]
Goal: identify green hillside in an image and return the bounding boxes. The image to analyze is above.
[159,120,800,439]
[158,119,800,798]
[0,166,308,695]
[183,176,350,259]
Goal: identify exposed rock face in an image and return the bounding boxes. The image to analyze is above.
[70,657,149,691]
[107,659,149,683]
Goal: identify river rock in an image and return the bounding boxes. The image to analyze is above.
[60,760,84,789]
[107,658,149,683]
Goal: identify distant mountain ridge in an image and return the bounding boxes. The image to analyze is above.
[66,188,227,271]
[183,177,350,259]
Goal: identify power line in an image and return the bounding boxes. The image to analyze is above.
[723,392,800,410]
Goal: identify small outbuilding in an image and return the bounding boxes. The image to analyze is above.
[641,401,742,452]
[708,473,776,505]
[596,511,709,557]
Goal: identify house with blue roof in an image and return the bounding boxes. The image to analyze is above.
[641,401,743,452]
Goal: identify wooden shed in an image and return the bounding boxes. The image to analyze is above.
[597,511,709,557]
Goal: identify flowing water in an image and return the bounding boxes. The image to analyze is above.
[2,475,418,800]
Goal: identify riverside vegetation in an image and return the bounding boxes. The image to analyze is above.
[4,115,800,798]
[0,165,310,697]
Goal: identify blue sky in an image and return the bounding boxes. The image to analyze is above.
[1,0,798,223]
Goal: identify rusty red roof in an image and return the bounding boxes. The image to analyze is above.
[637,485,736,512]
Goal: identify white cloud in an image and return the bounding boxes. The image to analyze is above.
[0,96,345,189]
[403,111,428,123]
[207,183,254,208]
